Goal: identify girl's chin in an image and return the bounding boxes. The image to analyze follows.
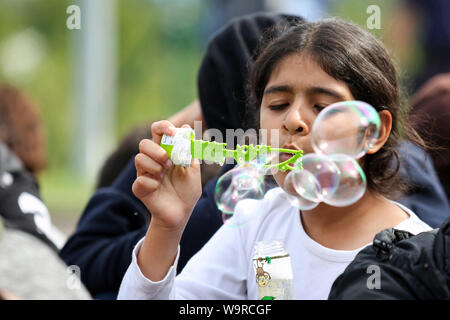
[272,170,288,189]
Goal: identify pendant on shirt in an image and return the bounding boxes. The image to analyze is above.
[255,258,271,287]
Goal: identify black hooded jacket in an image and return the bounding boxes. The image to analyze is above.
[328,217,450,299]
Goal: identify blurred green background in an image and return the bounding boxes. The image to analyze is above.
[0,0,421,235]
[0,0,206,233]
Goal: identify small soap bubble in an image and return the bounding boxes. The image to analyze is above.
[311,101,380,159]
[289,169,322,202]
[215,163,265,226]
[322,154,367,207]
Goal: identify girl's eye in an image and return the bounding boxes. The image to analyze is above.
[313,104,326,113]
[269,103,289,111]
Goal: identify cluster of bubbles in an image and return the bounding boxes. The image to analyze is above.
[215,101,381,226]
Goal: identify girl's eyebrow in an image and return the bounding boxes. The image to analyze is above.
[263,85,293,96]
[263,85,346,100]
[306,86,345,100]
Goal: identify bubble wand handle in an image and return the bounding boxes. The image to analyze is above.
[159,128,302,171]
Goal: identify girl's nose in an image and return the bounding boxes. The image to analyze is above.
[283,107,310,136]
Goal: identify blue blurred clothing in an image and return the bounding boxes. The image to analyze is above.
[407,0,450,55]
[397,141,450,228]
[59,141,450,298]
[406,0,450,88]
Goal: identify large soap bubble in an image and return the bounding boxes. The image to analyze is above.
[311,101,381,159]
[299,154,340,201]
[322,154,367,207]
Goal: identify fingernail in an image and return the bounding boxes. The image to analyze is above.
[164,159,172,168]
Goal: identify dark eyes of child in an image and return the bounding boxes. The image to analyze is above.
[313,104,326,112]
[269,103,289,111]
[268,103,327,112]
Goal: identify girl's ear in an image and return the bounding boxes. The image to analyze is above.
[366,110,392,154]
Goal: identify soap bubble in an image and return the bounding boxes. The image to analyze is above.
[311,101,380,159]
[283,170,319,210]
[250,152,276,174]
[288,169,322,202]
[322,154,367,207]
[299,153,340,201]
[215,163,266,225]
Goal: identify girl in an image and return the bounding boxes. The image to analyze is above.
[117,18,431,300]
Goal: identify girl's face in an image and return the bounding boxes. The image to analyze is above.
[259,53,354,188]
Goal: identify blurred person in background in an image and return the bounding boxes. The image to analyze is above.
[0,84,65,251]
[385,0,450,91]
[409,72,450,201]
[0,84,91,299]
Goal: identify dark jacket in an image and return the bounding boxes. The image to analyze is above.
[328,216,450,299]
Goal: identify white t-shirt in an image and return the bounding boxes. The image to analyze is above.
[117,187,432,300]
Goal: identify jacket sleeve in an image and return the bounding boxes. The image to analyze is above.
[328,248,420,300]
[328,227,450,300]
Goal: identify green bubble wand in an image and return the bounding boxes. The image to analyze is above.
[160,128,303,171]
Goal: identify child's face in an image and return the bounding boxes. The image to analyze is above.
[259,53,354,188]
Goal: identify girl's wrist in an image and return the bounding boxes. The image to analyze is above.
[138,223,182,282]
[148,213,190,238]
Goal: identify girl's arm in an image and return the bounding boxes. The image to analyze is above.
[131,120,202,282]
[118,198,251,300]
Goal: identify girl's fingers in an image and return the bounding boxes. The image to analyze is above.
[151,120,177,145]
[135,153,165,178]
[132,175,159,199]
[138,139,172,169]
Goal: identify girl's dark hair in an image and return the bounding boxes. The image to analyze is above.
[247,18,425,198]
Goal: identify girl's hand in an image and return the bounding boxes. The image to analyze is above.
[132,120,202,233]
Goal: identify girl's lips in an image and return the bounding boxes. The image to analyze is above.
[279,152,293,162]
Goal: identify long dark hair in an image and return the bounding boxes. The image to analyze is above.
[247,18,425,198]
